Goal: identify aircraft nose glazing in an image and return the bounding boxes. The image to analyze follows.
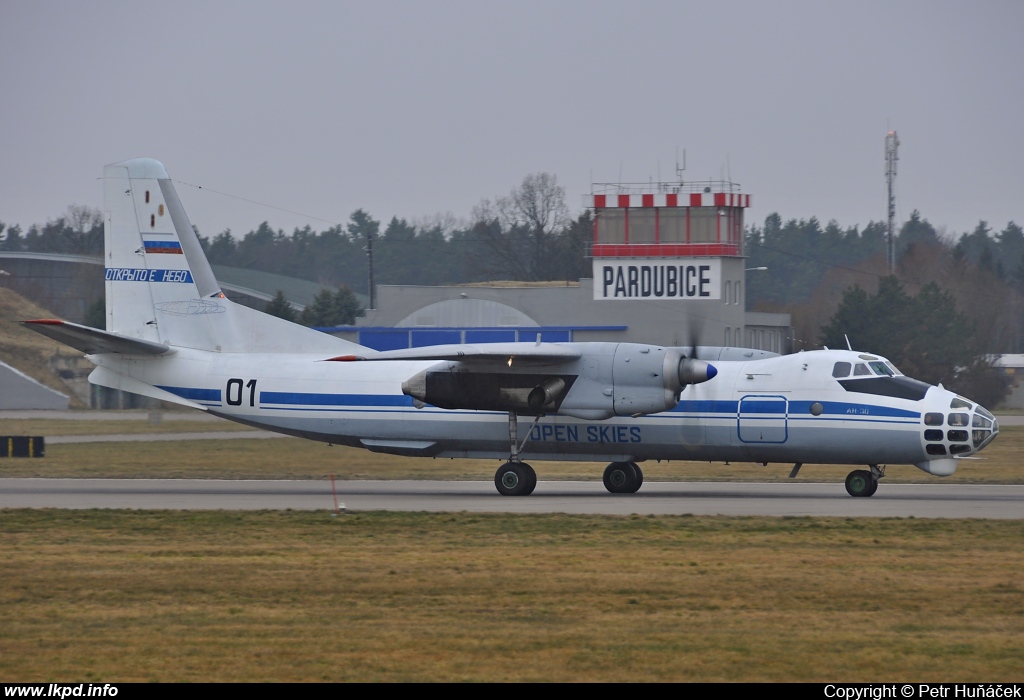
[971,405,999,452]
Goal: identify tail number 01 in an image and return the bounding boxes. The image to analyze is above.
[226,378,257,407]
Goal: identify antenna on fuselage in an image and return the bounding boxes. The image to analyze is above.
[844,334,853,351]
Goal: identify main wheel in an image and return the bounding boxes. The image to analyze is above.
[845,469,874,497]
[628,462,644,493]
[865,477,878,497]
[603,462,638,494]
[495,462,531,496]
[521,462,537,496]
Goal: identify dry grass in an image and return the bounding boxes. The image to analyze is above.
[0,424,1022,484]
[0,510,1020,682]
[0,288,88,406]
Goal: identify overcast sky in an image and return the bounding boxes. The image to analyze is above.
[2,0,1021,241]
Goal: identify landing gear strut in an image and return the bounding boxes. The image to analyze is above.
[845,464,883,497]
[603,461,644,494]
[494,412,540,496]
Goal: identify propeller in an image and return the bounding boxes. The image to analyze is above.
[676,322,717,388]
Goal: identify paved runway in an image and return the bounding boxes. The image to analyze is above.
[1,478,1021,518]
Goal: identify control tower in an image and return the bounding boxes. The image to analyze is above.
[583,179,759,350]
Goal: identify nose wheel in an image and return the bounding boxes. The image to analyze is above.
[603,461,644,494]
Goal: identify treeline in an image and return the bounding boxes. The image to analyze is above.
[745,211,1024,307]
[0,205,103,255]
[3,184,1021,364]
[195,210,591,291]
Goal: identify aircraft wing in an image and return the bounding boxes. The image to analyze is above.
[326,342,582,365]
[23,319,172,356]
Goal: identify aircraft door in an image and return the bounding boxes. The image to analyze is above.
[737,395,788,443]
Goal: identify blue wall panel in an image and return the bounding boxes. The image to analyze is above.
[359,330,410,351]
[465,330,517,344]
[411,330,462,347]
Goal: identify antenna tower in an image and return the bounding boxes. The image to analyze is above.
[885,131,899,273]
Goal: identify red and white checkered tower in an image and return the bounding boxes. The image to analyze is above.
[583,172,754,348]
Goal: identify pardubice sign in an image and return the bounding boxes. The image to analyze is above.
[593,259,721,301]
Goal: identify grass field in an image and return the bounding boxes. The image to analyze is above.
[1,417,1021,681]
[0,420,1022,483]
[0,510,1020,682]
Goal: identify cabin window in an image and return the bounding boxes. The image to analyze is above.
[869,361,895,377]
[689,208,717,243]
[924,429,943,441]
[853,364,871,376]
[924,413,944,426]
[832,362,851,378]
[947,430,969,442]
[596,209,626,243]
[659,208,685,242]
[629,209,656,243]
[948,413,969,427]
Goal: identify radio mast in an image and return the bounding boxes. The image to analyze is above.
[885,131,899,273]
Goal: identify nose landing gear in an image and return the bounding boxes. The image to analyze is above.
[845,464,884,497]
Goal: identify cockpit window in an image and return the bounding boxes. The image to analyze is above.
[832,362,851,378]
[950,397,972,410]
[948,413,969,427]
[884,362,902,376]
[924,413,944,426]
[853,364,871,376]
[869,361,895,377]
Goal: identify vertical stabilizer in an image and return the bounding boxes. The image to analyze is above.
[103,158,360,355]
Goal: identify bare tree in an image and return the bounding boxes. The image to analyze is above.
[474,173,571,280]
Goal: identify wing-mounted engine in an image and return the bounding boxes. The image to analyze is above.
[608,345,716,417]
[391,342,717,420]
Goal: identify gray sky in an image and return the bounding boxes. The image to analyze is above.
[2,0,1021,240]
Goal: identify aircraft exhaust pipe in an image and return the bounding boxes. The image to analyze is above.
[527,378,566,411]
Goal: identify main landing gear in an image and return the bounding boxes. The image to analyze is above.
[845,464,884,497]
[603,461,644,494]
[494,412,540,496]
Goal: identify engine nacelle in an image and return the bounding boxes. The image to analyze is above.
[610,345,717,416]
[400,342,718,419]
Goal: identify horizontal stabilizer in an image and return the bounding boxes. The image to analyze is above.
[23,319,172,356]
[326,342,581,364]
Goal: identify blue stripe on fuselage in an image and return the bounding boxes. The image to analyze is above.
[670,399,918,419]
[156,385,222,402]
[259,391,414,407]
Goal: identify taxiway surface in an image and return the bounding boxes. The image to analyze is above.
[1,478,1021,518]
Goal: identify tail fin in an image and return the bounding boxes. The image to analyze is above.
[103,158,358,354]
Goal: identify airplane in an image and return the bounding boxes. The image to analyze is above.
[24,158,1000,498]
